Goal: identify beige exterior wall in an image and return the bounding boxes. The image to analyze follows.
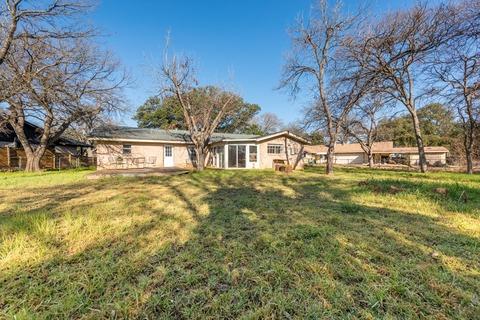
[172,144,194,168]
[95,134,308,170]
[304,154,366,165]
[304,151,447,166]
[409,153,447,165]
[96,141,194,169]
[258,136,305,169]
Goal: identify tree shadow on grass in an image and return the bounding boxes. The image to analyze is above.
[1,171,479,319]
[136,173,479,319]
[354,177,480,215]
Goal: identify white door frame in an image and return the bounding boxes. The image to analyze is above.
[247,144,259,169]
[164,145,174,167]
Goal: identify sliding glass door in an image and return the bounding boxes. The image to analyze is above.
[217,147,225,168]
[228,146,236,168]
[228,145,246,168]
[238,145,246,167]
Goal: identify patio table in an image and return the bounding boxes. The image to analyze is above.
[122,157,146,169]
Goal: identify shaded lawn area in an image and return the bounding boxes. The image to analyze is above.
[0,167,479,319]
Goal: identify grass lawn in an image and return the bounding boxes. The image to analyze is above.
[0,167,479,319]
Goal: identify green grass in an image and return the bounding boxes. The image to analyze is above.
[0,167,479,319]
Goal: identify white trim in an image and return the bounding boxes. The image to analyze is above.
[220,131,310,144]
[226,144,247,168]
[223,143,259,169]
[92,137,191,144]
[255,131,310,144]
[224,144,228,168]
[248,144,259,169]
[391,151,449,154]
[220,138,257,142]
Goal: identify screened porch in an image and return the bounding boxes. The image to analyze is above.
[211,144,259,169]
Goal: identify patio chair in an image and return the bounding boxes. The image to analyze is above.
[134,157,145,168]
[146,156,157,168]
[115,157,126,169]
[107,156,117,169]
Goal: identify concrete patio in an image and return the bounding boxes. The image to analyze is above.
[87,167,190,179]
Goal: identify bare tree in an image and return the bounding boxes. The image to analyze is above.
[1,36,127,171]
[352,2,472,173]
[0,0,95,139]
[0,1,93,96]
[253,112,284,134]
[280,0,371,175]
[342,96,387,167]
[158,48,243,171]
[431,38,480,173]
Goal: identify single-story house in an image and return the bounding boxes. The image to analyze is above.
[0,120,91,170]
[304,141,449,166]
[90,127,310,170]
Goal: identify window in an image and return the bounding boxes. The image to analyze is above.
[164,145,172,157]
[249,145,257,162]
[267,144,282,154]
[188,146,196,161]
[213,146,225,168]
[289,145,298,155]
[122,144,131,155]
[238,145,246,167]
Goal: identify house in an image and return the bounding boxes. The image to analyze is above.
[0,121,91,170]
[90,126,310,170]
[304,141,449,166]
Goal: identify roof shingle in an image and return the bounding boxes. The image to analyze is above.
[90,126,260,143]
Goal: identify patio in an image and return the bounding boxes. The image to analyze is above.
[87,167,190,179]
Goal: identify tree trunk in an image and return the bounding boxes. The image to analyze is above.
[326,142,335,175]
[204,150,211,168]
[195,146,206,171]
[466,149,473,174]
[23,145,48,172]
[8,117,47,172]
[410,112,428,173]
[464,97,475,174]
[284,137,290,166]
[464,132,474,174]
[368,150,374,168]
[25,154,42,172]
[293,145,305,170]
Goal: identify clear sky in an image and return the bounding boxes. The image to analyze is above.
[91,0,434,127]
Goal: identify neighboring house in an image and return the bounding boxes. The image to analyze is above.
[304,141,449,166]
[90,127,310,170]
[0,121,91,169]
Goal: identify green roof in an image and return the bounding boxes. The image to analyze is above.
[90,127,259,143]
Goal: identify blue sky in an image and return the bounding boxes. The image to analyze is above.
[91,0,433,127]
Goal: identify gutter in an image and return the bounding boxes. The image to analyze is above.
[90,137,192,144]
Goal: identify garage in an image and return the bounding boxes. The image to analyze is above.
[334,153,364,164]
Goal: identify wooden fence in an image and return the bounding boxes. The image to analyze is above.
[0,147,96,171]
